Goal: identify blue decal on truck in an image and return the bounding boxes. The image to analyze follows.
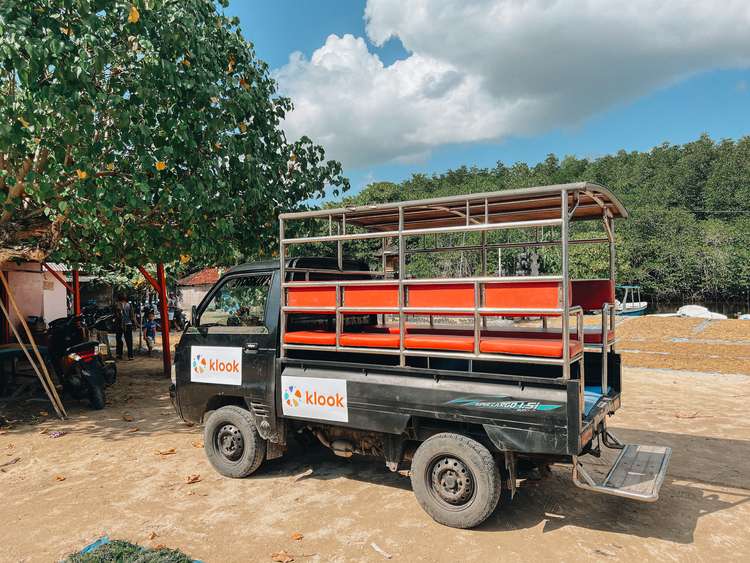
[447,397,562,412]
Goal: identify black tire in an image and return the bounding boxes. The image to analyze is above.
[410,433,501,529]
[88,384,106,410]
[204,406,266,478]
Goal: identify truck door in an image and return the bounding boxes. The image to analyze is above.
[178,271,277,417]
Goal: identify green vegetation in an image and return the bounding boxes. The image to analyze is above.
[64,539,193,563]
[0,0,346,267]
[338,134,750,301]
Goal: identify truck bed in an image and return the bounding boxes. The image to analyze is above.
[278,354,620,457]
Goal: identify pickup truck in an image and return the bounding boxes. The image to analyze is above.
[170,184,671,529]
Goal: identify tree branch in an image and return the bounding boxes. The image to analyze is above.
[0,158,33,224]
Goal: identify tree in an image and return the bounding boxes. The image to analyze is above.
[0,0,347,266]
[339,134,750,301]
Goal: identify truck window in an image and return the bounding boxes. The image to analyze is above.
[200,274,271,327]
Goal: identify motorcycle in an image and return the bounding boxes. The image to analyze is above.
[47,315,116,410]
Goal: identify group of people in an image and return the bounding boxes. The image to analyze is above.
[113,294,158,360]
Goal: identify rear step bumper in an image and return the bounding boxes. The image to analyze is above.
[573,441,671,502]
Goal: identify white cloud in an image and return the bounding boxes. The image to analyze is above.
[276,1,750,169]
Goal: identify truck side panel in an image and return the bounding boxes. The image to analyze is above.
[279,362,577,456]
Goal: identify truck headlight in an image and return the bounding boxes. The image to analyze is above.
[170,363,177,385]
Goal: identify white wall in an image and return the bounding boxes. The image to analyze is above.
[7,270,43,326]
[42,271,68,323]
[2,264,69,333]
[178,285,211,312]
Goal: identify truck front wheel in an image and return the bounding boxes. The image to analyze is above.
[204,406,266,478]
[410,433,501,529]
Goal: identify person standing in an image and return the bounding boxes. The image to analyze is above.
[142,311,157,356]
[114,293,136,360]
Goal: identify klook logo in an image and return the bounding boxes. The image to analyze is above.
[190,346,242,386]
[192,354,207,374]
[281,375,348,422]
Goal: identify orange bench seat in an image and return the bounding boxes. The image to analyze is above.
[480,336,583,358]
[284,330,583,358]
[404,334,475,352]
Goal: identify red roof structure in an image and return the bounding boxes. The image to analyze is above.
[177,267,222,287]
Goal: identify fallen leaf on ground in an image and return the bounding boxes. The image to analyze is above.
[122,414,134,422]
[156,448,176,456]
[290,532,304,541]
[148,531,158,540]
[126,427,140,433]
[38,428,48,435]
[153,544,167,550]
[185,474,201,484]
[370,543,392,559]
[271,550,294,563]
[191,440,203,448]
[54,475,66,482]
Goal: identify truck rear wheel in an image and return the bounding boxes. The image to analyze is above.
[204,406,266,478]
[410,433,501,529]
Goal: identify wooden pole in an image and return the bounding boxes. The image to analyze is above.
[0,272,66,417]
[0,294,66,418]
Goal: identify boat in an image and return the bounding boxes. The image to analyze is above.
[616,284,648,316]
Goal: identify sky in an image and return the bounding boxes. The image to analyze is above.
[226,0,750,196]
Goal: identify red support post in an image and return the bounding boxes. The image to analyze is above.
[138,264,172,377]
[72,270,81,316]
[156,263,171,377]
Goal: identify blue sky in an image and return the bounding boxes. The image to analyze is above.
[227,1,750,195]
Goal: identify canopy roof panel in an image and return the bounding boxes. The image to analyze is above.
[281,182,627,232]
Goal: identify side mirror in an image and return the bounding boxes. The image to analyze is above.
[191,305,198,326]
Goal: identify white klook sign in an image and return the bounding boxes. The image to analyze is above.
[281,375,348,422]
[190,346,242,386]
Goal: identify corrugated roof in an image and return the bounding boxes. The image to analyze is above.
[43,263,70,272]
[177,267,222,286]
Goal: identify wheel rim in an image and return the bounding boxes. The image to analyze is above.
[427,455,476,509]
[216,424,245,462]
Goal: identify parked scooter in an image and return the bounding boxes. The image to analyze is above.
[47,315,115,410]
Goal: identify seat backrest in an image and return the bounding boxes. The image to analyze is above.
[343,285,398,313]
[407,283,474,313]
[571,279,614,311]
[484,280,566,313]
[286,286,336,311]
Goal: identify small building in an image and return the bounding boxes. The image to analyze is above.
[1,262,68,343]
[177,268,222,311]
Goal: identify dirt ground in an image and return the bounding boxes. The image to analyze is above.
[1,319,750,562]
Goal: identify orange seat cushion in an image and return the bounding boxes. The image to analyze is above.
[284,331,336,346]
[339,332,400,348]
[480,336,583,358]
[405,334,475,352]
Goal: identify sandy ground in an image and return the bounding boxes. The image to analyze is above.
[1,319,750,562]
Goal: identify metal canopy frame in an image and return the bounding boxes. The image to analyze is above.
[279,183,626,424]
